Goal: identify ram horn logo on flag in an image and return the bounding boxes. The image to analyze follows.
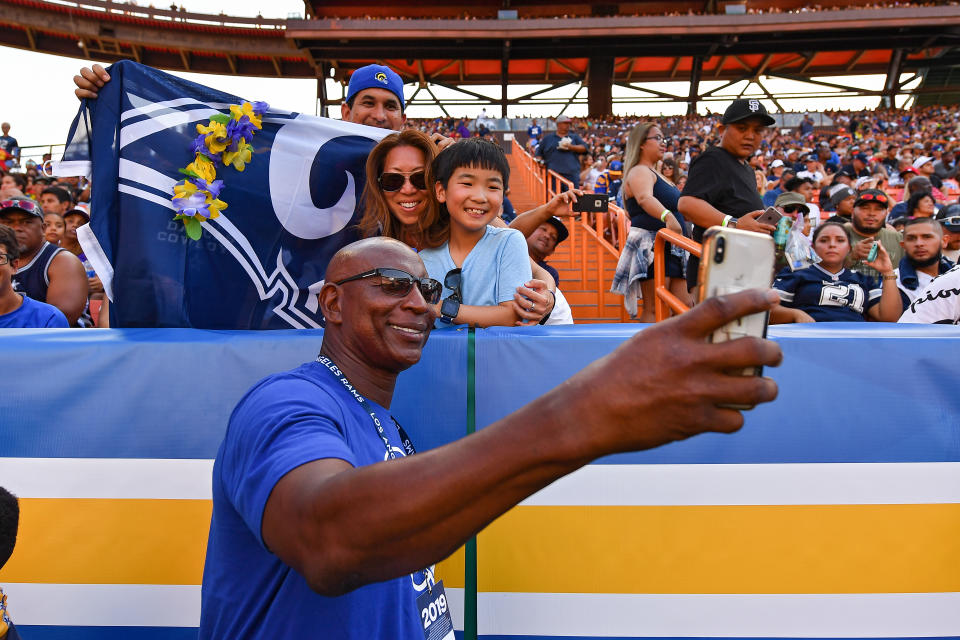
[56,60,390,328]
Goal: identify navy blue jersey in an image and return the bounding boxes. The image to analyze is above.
[774,264,881,322]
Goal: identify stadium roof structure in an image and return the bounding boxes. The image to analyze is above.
[3,0,960,114]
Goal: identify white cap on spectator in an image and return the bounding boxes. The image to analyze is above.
[854,176,872,190]
[913,156,933,169]
[770,159,784,168]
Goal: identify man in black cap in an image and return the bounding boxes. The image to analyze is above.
[525,216,568,288]
[678,98,778,289]
[844,189,904,282]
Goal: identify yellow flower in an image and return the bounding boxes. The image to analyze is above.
[205,196,227,219]
[230,103,263,130]
[196,121,229,154]
[172,180,198,200]
[222,141,253,172]
[185,154,216,183]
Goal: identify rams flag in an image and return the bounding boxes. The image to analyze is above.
[57,60,389,328]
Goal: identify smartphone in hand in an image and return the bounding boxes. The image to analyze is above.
[572,193,609,213]
[698,227,776,406]
[756,206,783,227]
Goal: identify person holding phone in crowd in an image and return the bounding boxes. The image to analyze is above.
[678,99,778,291]
[771,221,902,323]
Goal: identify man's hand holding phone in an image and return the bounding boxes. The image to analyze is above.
[735,210,777,235]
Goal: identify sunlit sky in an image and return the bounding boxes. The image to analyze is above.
[0,0,920,152]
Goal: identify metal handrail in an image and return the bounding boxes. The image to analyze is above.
[510,139,630,320]
[26,0,289,29]
[653,228,702,322]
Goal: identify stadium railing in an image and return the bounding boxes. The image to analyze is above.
[653,228,701,322]
[511,138,630,319]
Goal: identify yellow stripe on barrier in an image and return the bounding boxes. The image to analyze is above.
[0,498,468,588]
[4,500,958,593]
[477,504,960,594]
[0,498,211,584]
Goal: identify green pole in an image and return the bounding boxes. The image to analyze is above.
[464,327,478,640]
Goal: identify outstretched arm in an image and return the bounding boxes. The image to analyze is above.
[262,290,782,596]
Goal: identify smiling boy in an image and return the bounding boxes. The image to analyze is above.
[418,139,532,327]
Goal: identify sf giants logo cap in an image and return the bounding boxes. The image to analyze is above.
[721,98,776,126]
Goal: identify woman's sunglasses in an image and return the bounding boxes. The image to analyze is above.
[378,171,427,192]
[334,268,442,304]
[782,205,807,214]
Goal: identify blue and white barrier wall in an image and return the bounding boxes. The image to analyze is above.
[0,324,958,640]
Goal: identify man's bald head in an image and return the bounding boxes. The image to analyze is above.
[324,237,421,284]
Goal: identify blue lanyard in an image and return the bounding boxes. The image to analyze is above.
[316,354,416,459]
[315,354,432,592]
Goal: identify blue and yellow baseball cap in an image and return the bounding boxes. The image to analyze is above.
[345,64,405,111]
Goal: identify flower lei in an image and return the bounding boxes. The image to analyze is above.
[172,101,269,240]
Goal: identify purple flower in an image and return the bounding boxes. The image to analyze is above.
[226,117,257,146]
[172,191,211,219]
[190,178,224,199]
[190,133,220,163]
[251,101,269,116]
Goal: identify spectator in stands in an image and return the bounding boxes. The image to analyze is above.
[771,221,901,323]
[842,152,871,179]
[0,124,18,166]
[613,122,691,321]
[828,185,857,220]
[580,156,605,192]
[0,485,21,640]
[357,129,443,251]
[42,212,65,246]
[844,189,904,283]
[38,186,72,217]
[762,166,796,207]
[0,198,87,326]
[784,176,820,229]
[527,118,542,149]
[905,191,937,219]
[60,203,103,301]
[538,115,587,189]
[679,99,777,291]
[894,217,953,310]
[914,156,943,190]
[418,139,532,327]
[0,174,25,199]
[0,224,68,328]
[898,263,960,325]
[525,216,566,288]
[797,154,824,188]
[936,205,960,263]
[934,149,957,181]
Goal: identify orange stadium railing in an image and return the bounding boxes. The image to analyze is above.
[511,139,631,320]
[653,228,701,322]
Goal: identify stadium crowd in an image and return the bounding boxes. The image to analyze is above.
[2,62,960,328]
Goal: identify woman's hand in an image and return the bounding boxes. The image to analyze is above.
[665,213,683,235]
[512,279,553,326]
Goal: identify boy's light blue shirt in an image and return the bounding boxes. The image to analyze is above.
[419,226,532,326]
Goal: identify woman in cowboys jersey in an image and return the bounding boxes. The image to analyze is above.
[771,221,902,323]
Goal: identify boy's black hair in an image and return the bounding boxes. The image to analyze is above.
[0,224,19,262]
[0,486,19,569]
[432,138,510,190]
[41,185,72,205]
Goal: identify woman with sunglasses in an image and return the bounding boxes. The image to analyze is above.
[612,122,692,322]
[770,221,902,323]
[357,129,444,251]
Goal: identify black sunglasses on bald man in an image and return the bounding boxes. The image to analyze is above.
[334,268,442,304]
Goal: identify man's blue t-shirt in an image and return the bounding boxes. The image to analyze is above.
[199,361,427,640]
[527,124,542,140]
[418,226,532,327]
[0,294,68,328]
